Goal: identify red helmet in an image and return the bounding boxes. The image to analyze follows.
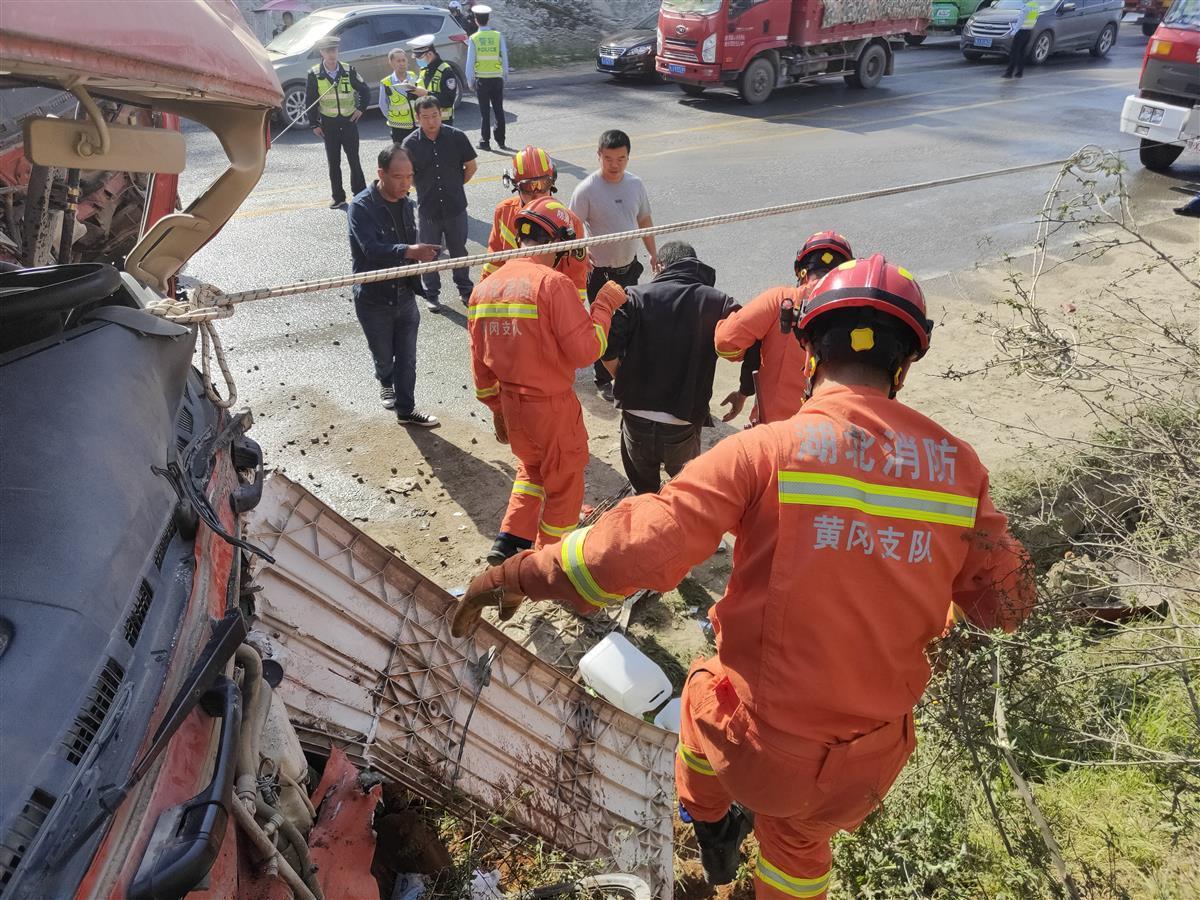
[799,254,933,356]
[514,197,576,244]
[794,231,852,278]
[506,145,557,194]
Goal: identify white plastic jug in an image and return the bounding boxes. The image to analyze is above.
[653,697,682,733]
[578,633,672,716]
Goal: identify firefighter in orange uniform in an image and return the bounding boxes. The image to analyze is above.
[715,232,853,425]
[453,254,1035,898]
[480,145,588,302]
[469,196,627,566]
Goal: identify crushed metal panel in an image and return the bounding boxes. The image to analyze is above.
[246,474,676,899]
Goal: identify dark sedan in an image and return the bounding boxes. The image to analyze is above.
[597,10,660,79]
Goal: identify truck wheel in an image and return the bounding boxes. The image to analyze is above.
[281,84,310,129]
[1090,23,1116,57]
[679,83,706,97]
[1139,138,1183,172]
[848,43,887,89]
[904,33,927,46]
[738,56,776,104]
[1141,18,1158,37]
[962,49,985,60]
[1029,30,1053,65]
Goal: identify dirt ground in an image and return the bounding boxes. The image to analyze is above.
[261,216,1195,687]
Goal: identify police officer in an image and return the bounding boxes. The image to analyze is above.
[306,35,371,209]
[379,47,418,143]
[1003,0,1039,79]
[466,4,509,151]
[407,34,459,125]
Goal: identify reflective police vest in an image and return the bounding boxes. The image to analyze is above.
[470,29,503,77]
[380,72,417,128]
[418,60,456,122]
[311,64,357,118]
[1020,0,1038,29]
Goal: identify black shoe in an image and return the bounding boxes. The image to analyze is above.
[1015,71,1023,78]
[1002,72,1012,78]
[425,297,442,313]
[330,200,348,210]
[477,140,492,151]
[380,385,397,410]
[496,140,509,151]
[597,383,614,403]
[487,533,533,566]
[691,806,755,886]
[397,411,440,428]
[459,288,474,304]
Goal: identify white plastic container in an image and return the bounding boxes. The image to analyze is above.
[578,633,673,716]
[653,697,682,733]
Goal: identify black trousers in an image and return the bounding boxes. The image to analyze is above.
[1005,29,1032,76]
[587,257,643,386]
[353,295,419,417]
[620,412,702,495]
[476,77,505,145]
[320,116,366,204]
[389,126,415,144]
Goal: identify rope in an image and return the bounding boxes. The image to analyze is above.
[147,144,1132,405]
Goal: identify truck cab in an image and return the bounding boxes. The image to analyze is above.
[1119,0,1200,171]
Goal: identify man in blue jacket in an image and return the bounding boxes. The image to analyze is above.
[347,145,442,427]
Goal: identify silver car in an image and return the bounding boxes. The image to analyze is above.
[961,0,1122,64]
[266,4,469,127]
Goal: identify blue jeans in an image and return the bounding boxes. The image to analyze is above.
[354,295,419,416]
[418,208,473,298]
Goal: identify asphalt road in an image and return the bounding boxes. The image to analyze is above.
[181,25,1196,432]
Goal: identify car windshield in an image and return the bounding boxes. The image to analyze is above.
[1163,0,1200,28]
[635,10,660,28]
[265,13,336,54]
[991,0,1055,8]
[661,0,723,14]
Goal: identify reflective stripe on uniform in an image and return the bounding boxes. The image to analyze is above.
[754,857,831,899]
[560,526,623,608]
[468,302,539,320]
[578,288,588,303]
[678,744,716,776]
[497,220,518,249]
[475,382,500,399]
[512,480,545,499]
[481,262,500,276]
[716,346,742,360]
[594,323,608,356]
[539,519,576,537]
[777,471,978,528]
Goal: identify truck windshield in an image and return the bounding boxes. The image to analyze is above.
[1163,0,1199,28]
[661,0,724,14]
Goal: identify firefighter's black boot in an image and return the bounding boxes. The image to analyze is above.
[487,533,532,567]
[690,805,755,885]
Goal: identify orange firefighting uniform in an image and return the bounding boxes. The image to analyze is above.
[469,258,622,546]
[714,284,814,424]
[480,196,589,302]
[490,383,1034,898]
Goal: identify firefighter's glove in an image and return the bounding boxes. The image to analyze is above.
[593,279,628,315]
[493,409,509,445]
[451,560,526,638]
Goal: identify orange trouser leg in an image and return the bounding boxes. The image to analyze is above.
[675,660,734,823]
[500,457,544,543]
[533,393,588,549]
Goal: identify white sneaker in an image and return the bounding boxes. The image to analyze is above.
[380,385,397,410]
[397,411,439,428]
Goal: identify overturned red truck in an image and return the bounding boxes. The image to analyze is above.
[656,0,930,103]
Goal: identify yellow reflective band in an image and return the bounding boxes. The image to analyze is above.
[897,266,914,280]
[539,519,576,537]
[594,323,608,356]
[778,471,978,528]
[538,148,549,171]
[498,221,518,249]
[468,303,539,320]
[678,744,716,776]
[837,259,857,271]
[475,383,500,399]
[481,262,499,276]
[755,857,831,899]
[716,346,742,360]
[560,526,623,609]
[512,481,545,499]
[514,153,525,176]
[578,288,588,303]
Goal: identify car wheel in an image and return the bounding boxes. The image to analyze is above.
[1139,138,1183,172]
[962,49,985,60]
[848,43,887,89]
[1090,22,1116,57]
[1141,18,1158,37]
[1030,30,1053,64]
[679,83,706,97]
[281,84,310,129]
[904,33,927,46]
[738,56,776,104]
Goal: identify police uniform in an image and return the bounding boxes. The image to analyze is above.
[305,36,371,207]
[466,4,508,151]
[408,35,459,124]
[380,70,418,143]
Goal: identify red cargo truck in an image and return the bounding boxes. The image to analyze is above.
[656,0,931,104]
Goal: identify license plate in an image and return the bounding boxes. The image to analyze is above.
[974,37,993,47]
[600,56,614,65]
[668,63,686,74]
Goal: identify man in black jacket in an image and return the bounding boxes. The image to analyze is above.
[306,36,371,209]
[602,241,739,494]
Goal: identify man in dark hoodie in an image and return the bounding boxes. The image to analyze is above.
[602,241,740,494]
